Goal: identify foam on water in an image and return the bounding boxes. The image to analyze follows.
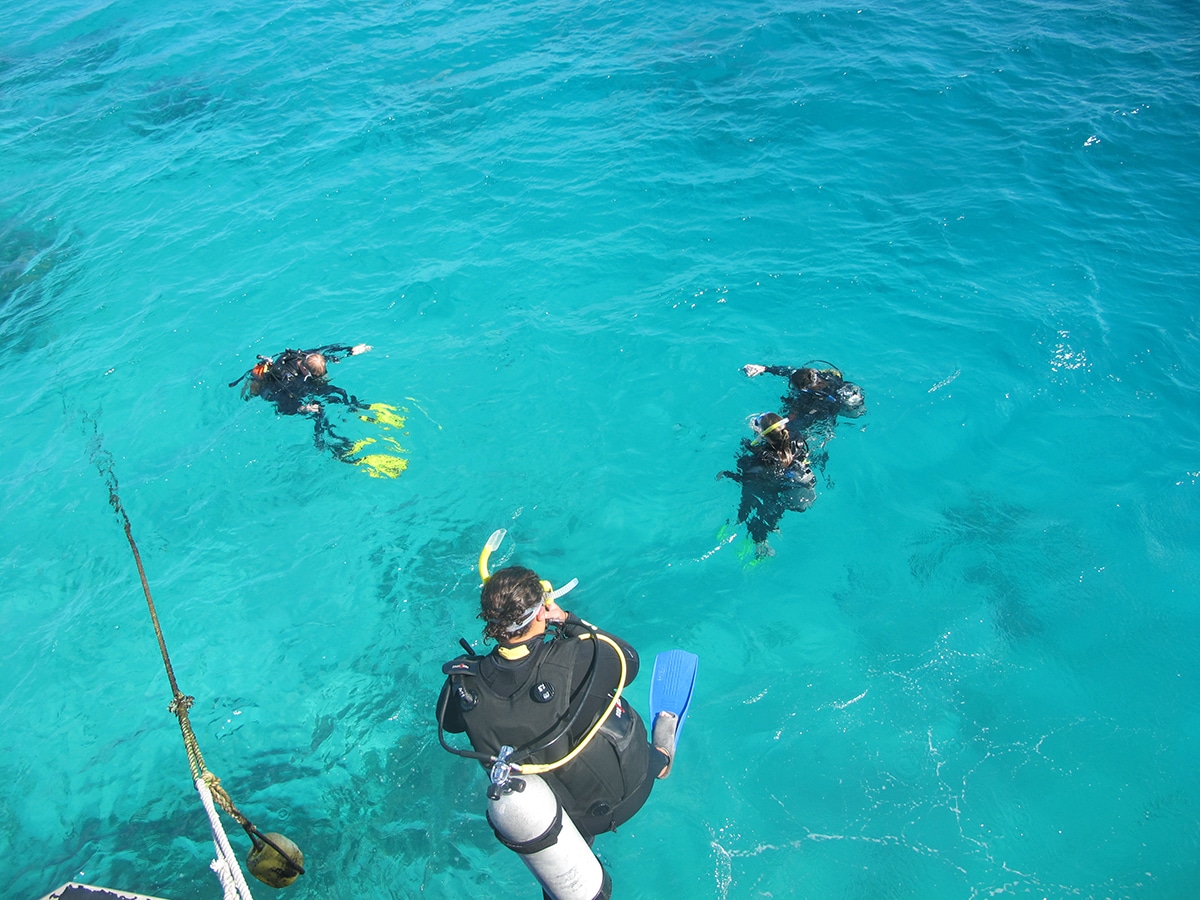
[2,0,1198,897]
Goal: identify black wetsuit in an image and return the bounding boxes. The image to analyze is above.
[758,365,864,431]
[720,435,816,544]
[235,344,363,452]
[438,615,664,841]
[253,344,360,414]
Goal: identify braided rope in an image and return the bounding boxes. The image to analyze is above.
[93,439,304,884]
[197,778,255,900]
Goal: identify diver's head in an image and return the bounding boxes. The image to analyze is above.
[480,566,545,642]
[790,367,823,392]
[303,353,328,378]
[752,412,790,447]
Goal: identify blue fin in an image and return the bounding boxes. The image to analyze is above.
[650,650,699,743]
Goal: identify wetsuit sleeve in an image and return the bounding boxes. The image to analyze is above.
[761,365,798,379]
[559,614,641,684]
[314,383,354,405]
[437,679,467,734]
[313,344,356,362]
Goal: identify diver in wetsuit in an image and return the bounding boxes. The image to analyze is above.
[718,413,816,558]
[742,361,865,430]
[437,566,676,845]
[230,343,372,452]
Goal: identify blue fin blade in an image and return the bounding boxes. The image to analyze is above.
[650,649,699,743]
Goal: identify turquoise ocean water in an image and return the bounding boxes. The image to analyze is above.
[2,0,1198,897]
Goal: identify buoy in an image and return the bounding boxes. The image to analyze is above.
[247,832,305,888]
[487,774,611,900]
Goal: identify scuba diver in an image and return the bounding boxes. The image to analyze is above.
[718,413,816,559]
[437,531,698,899]
[742,360,865,430]
[229,342,372,454]
[438,566,675,841]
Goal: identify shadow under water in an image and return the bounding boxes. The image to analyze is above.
[0,216,78,356]
[127,79,221,140]
[906,491,1083,643]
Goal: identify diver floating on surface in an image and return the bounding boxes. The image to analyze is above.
[724,360,866,559]
[718,412,817,559]
[230,342,410,477]
[742,359,866,430]
[437,529,699,899]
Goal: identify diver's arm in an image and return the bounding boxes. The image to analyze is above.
[742,364,796,379]
[543,597,640,682]
[437,679,467,734]
[315,343,372,362]
[313,344,353,357]
[556,614,640,684]
[761,365,797,378]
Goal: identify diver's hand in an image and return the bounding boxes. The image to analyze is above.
[742,364,765,377]
[350,343,372,355]
[543,599,567,624]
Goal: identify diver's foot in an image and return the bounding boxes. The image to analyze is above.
[755,541,775,559]
[652,711,678,779]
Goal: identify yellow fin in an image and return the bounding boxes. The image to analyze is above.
[360,402,407,429]
[353,454,409,479]
[342,434,408,478]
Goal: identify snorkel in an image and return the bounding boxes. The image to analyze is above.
[750,414,790,445]
[479,527,579,604]
[478,528,507,583]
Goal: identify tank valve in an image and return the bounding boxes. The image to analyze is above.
[488,746,525,800]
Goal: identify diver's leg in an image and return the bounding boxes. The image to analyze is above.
[311,406,352,457]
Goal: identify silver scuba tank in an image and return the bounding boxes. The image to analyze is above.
[487,768,611,900]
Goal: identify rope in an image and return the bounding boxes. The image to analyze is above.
[197,778,256,900]
[89,432,306,883]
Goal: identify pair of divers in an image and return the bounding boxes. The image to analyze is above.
[719,361,866,558]
[437,530,700,900]
[229,342,409,478]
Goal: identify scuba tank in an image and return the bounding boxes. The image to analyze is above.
[836,381,865,416]
[487,761,612,900]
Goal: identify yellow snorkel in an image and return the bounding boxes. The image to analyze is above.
[750,414,790,445]
[478,527,580,602]
[478,528,507,583]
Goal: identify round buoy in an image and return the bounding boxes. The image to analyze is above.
[247,832,305,888]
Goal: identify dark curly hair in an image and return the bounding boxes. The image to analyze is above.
[790,366,841,394]
[479,566,544,641]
